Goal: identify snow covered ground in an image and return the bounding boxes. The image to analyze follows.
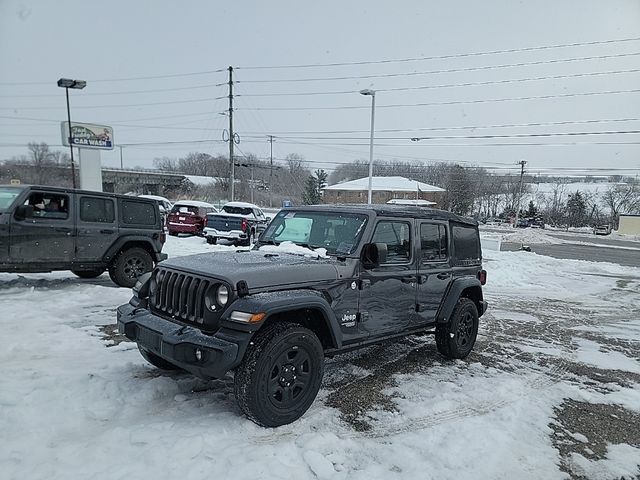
[1,236,639,480]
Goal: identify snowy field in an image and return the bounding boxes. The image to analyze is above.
[1,236,639,480]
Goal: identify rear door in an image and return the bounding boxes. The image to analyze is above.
[415,221,452,324]
[9,189,75,264]
[75,195,118,261]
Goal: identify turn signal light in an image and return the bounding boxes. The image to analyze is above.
[478,269,487,285]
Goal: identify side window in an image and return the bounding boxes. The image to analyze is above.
[371,221,411,264]
[24,192,69,220]
[452,224,480,261]
[80,197,115,223]
[121,200,156,225]
[420,223,448,262]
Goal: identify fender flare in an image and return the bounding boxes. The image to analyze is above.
[436,278,484,323]
[221,289,342,349]
[103,236,162,264]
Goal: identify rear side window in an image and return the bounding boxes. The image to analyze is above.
[371,220,411,264]
[121,200,156,225]
[420,223,448,261]
[80,197,115,223]
[452,224,480,262]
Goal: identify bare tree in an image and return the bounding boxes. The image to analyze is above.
[602,183,640,227]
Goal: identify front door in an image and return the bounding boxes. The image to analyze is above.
[415,222,452,324]
[9,190,75,265]
[359,219,417,337]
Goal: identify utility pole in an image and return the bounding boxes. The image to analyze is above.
[228,66,235,202]
[119,145,124,169]
[513,160,527,228]
[268,135,275,208]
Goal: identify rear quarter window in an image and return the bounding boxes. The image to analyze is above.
[121,199,157,226]
[452,224,481,264]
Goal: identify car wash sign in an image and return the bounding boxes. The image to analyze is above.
[61,122,114,150]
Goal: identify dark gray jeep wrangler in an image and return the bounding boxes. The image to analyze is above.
[118,205,487,426]
[0,185,167,287]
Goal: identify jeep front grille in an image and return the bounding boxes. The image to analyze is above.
[150,268,212,324]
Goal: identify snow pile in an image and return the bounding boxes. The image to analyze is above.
[257,241,328,258]
[500,229,564,245]
[568,444,640,479]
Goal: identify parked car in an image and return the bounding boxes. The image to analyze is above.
[594,224,612,235]
[0,185,167,287]
[516,217,531,228]
[118,204,487,427]
[166,200,217,236]
[530,217,545,229]
[204,201,270,246]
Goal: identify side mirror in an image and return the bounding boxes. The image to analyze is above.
[14,204,34,221]
[361,242,387,269]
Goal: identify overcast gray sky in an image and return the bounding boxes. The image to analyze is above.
[1,0,639,178]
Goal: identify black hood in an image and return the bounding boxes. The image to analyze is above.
[160,250,340,290]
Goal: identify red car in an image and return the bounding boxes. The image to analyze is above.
[167,200,217,236]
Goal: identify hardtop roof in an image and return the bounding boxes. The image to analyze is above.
[0,185,158,203]
[284,203,478,226]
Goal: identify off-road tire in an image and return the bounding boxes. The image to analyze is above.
[168,231,178,236]
[138,346,181,371]
[206,236,217,245]
[234,322,324,427]
[108,247,154,288]
[71,269,104,279]
[435,297,479,359]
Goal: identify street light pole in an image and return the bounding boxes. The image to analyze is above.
[360,89,376,204]
[64,87,77,189]
[57,78,86,189]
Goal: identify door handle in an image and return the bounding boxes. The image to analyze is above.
[54,227,72,233]
[436,272,451,280]
[100,229,114,234]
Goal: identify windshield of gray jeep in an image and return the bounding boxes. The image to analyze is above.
[0,187,22,212]
[259,210,368,255]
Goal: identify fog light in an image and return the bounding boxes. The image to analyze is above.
[195,348,203,361]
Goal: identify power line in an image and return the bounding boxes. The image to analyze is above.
[240,88,640,111]
[235,36,640,70]
[235,68,640,97]
[0,83,224,99]
[0,97,216,111]
[235,52,640,84]
[0,68,227,87]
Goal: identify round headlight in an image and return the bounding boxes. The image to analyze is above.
[216,285,229,306]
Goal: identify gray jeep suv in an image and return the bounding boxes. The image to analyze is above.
[0,185,167,287]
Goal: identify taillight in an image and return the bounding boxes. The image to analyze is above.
[478,269,487,285]
[159,232,166,244]
[241,218,248,232]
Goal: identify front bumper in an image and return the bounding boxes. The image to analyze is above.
[117,303,248,379]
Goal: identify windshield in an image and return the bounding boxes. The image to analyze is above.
[259,210,368,255]
[0,187,22,212]
[222,206,254,216]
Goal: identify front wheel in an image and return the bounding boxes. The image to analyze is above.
[234,322,324,427]
[435,298,479,359]
[109,247,154,288]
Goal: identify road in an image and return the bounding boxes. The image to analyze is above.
[501,242,639,267]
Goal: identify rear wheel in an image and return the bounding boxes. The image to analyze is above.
[168,231,178,236]
[138,346,181,371]
[109,247,154,288]
[234,322,324,427]
[72,269,104,279]
[242,230,255,246]
[206,236,217,245]
[435,298,479,359]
